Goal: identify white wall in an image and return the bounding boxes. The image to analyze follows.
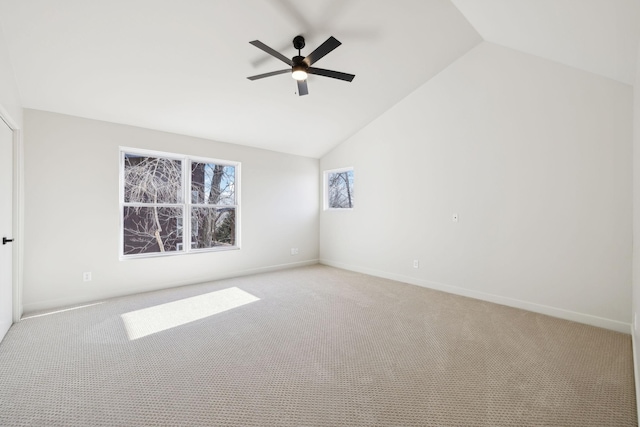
[320,42,632,332]
[0,26,21,126]
[23,109,319,312]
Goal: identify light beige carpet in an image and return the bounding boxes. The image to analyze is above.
[0,265,636,426]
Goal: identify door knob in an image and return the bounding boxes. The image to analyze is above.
[2,237,14,245]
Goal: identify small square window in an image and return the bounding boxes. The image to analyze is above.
[324,167,354,210]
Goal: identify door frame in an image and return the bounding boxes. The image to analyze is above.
[0,104,22,323]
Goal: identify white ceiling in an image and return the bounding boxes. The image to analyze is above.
[451,0,640,85]
[0,1,638,158]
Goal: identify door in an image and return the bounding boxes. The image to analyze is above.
[0,118,12,342]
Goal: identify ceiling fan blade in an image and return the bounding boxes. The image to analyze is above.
[304,36,341,65]
[247,69,290,80]
[297,80,309,96]
[249,40,293,66]
[308,67,355,82]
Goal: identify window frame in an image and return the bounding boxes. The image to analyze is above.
[119,147,241,260]
[323,166,354,211]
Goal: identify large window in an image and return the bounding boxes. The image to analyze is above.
[324,167,354,210]
[120,148,239,258]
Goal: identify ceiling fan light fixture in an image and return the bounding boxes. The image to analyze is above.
[291,64,308,81]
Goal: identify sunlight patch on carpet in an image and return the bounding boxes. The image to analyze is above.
[121,287,259,340]
[22,302,105,320]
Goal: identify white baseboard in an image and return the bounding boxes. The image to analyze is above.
[212,259,320,280]
[320,258,631,334]
[21,259,320,315]
[632,327,640,426]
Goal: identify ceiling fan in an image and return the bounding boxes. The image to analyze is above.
[247,35,355,96]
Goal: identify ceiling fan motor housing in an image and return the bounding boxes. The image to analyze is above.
[292,55,308,70]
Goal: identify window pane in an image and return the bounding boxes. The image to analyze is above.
[328,170,354,209]
[124,154,182,203]
[191,207,236,248]
[123,206,183,255]
[191,162,235,205]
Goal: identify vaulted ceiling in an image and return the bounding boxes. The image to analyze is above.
[0,0,638,158]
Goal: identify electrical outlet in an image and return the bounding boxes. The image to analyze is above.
[413,260,419,269]
[452,213,459,222]
[290,248,299,255]
[83,272,92,282]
